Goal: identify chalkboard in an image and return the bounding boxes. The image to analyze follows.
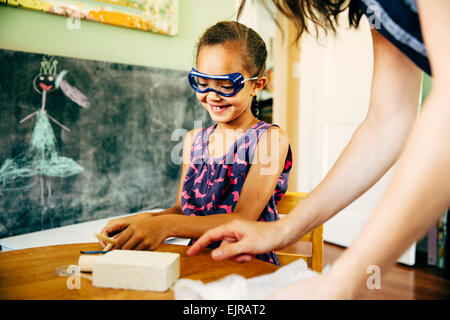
[0,49,212,238]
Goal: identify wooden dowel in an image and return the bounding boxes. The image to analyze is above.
[94,233,118,245]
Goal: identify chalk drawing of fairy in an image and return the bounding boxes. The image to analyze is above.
[0,55,89,209]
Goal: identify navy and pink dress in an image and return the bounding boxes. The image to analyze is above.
[181,121,292,266]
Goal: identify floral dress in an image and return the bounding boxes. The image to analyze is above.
[181,121,293,265]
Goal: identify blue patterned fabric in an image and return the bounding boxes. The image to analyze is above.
[357,0,431,75]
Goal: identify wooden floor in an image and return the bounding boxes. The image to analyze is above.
[322,242,450,299]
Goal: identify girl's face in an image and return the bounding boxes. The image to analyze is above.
[196,44,266,125]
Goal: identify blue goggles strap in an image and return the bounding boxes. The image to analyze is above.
[188,68,257,97]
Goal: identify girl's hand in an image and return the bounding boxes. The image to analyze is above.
[186,219,288,262]
[99,213,168,250]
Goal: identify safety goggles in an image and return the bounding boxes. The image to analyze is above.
[188,68,258,97]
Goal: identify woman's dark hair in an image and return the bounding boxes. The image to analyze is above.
[196,21,267,117]
[238,0,363,42]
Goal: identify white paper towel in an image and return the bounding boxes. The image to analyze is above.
[173,259,327,300]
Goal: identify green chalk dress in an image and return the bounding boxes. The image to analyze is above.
[0,110,83,186]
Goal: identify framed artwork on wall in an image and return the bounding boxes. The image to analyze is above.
[0,0,178,35]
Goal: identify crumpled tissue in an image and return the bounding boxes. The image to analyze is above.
[173,258,327,300]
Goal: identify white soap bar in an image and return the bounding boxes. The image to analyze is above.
[92,250,180,292]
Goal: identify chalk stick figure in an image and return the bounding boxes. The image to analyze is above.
[0,56,89,213]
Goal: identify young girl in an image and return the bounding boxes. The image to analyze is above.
[99,21,292,265]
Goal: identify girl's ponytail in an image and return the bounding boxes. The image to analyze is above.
[251,96,259,117]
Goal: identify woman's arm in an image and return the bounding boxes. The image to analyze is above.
[314,0,450,298]
[269,0,450,299]
[280,29,423,243]
[187,27,423,260]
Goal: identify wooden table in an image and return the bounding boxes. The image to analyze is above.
[0,243,279,299]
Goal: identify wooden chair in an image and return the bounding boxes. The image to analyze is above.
[275,191,323,272]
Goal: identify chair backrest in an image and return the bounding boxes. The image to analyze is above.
[275,191,323,272]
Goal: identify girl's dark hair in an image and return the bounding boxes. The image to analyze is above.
[196,21,267,117]
[238,0,363,42]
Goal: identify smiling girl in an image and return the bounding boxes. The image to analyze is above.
[99,21,292,265]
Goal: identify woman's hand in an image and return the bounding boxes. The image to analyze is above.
[99,213,169,250]
[186,219,289,262]
[268,271,354,300]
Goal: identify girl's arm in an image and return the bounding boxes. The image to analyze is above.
[136,128,200,217]
[111,126,290,250]
[165,126,291,238]
[99,128,198,246]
